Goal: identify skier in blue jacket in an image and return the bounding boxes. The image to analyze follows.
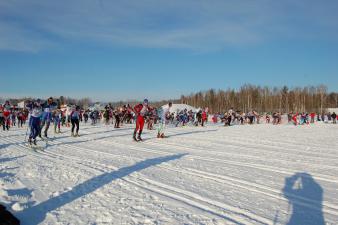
[70,105,81,137]
[26,99,43,145]
[40,97,57,138]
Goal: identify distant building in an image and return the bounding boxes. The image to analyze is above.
[89,103,105,111]
[17,101,26,109]
[327,108,338,113]
[160,104,198,116]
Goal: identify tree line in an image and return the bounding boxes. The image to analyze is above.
[180,85,338,114]
[2,84,337,113]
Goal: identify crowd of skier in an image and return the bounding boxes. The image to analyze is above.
[0,98,337,147]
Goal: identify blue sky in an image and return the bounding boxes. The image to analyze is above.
[1,0,338,101]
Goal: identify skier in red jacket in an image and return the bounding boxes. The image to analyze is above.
[201,110,208,126]
[133,99,149,141]
[310,112,316,123]
[292,113,298,125]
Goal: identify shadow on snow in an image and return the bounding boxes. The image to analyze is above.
[16,153,188,225]
[280,172,325,225]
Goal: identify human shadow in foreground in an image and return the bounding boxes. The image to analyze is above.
[282,172,325,225]
[16,153,187,225]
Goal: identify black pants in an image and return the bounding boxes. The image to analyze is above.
[18,119,24,128]
[71,118,79,133]
[0,117,4,130]
[249,116,254,124]
[114,115,120,128]
[40,119,51,137]
[2,117,10,130]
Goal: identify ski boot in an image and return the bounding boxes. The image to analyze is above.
[133,130,138,142]
[28,138,32,145]
[71,132,74,137]
[137,131,143,141]
[157,133,161,138]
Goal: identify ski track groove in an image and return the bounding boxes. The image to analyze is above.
[85,137,338,217]
[1,133,272,224]
[3,131,338,219]
[144,137,338,171]
[170,134,338,162]
[160,126,338,160]
[92,135,338,185]
[219,124,338,148]
[0,136,104,176]
[2,125,338,224]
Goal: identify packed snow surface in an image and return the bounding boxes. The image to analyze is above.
[0,122,337,224]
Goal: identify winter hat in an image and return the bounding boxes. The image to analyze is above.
[143,99,149,105]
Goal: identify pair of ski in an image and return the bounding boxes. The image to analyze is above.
[26,137,50,151]
[133,136,169,142]
[133,137,144,142]
[133,136,148,142]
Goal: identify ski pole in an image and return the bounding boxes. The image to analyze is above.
[24,116,30,142]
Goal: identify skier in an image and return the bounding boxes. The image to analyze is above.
[193,110,200,126]
[114,107,121,128]
[0,105,4,131]
[17,110,24,128]
[247,111,255,125]
[212,113,218,123]
[226,112,233,126]
[327,112,332,122]
[287,112,292,123]
[147,107,156,130]
[83,111,89,123]
[124,104,133,124]
[331,112,337,124]
[133,99,149,141]
[66,105,72,127]
[253,111,260,124]
[104,106,110,125]
[26,100,43,146]
[157,102,172,138]
[11,110,16,127]
[70,105,81,137]
[292,113,298,125]
[53,109,62,134]
[266,114,271,124]
[3,101,12,131]
[240,113,245,125]
[310,112,316,123]
[40,97,57,138]
[201,109,207,127]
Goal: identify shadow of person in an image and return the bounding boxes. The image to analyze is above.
[16,153,188,225]
[282,172,325,225]
[0,155,26,163]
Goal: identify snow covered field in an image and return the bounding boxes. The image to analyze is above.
[0,122,337,225]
